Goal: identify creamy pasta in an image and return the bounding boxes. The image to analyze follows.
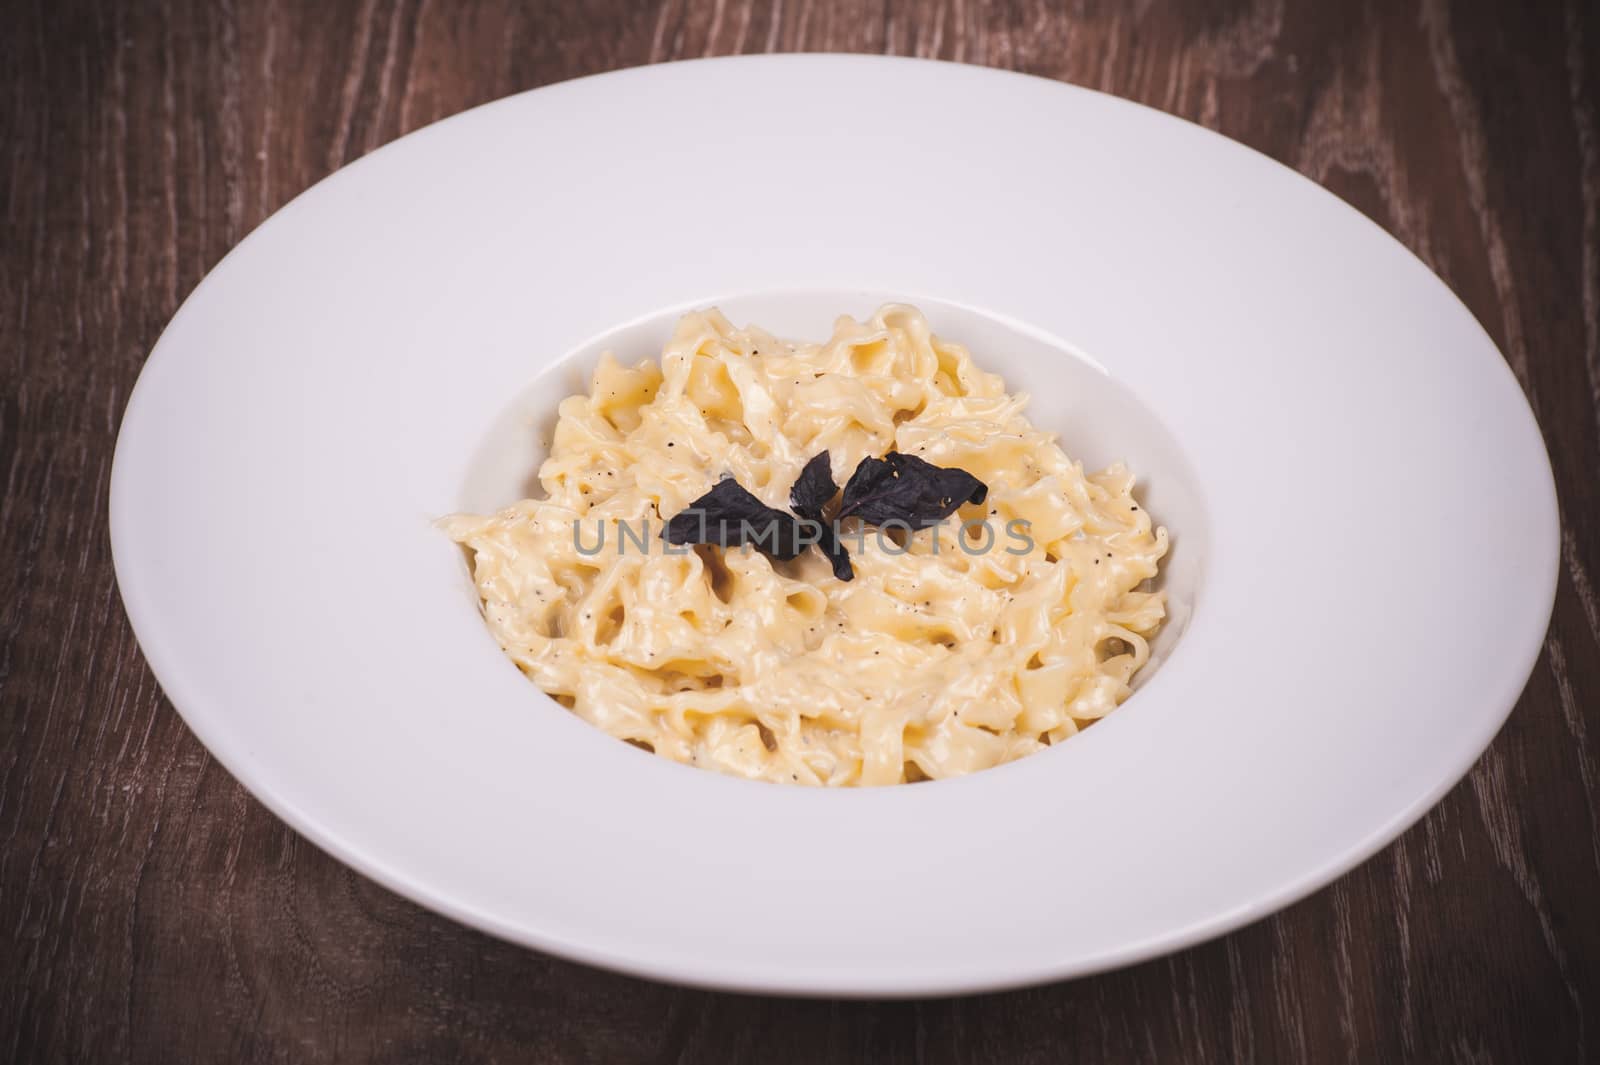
[442,305,1167,786]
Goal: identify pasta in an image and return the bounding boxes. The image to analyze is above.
[442,305,1168,786]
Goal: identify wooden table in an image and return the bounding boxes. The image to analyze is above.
[4,1,1597,1061]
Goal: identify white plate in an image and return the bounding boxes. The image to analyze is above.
[110,55,1558,996]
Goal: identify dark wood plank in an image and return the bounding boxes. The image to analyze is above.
[2,0,1597,1061]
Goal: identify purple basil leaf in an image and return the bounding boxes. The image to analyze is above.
[663,477,807,560]
[836,451,987,531]
[789,451,839,516]
[819,536,855,581]
[788,451,853,581]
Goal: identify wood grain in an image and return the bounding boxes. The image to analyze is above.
[3,0,1597,1061]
